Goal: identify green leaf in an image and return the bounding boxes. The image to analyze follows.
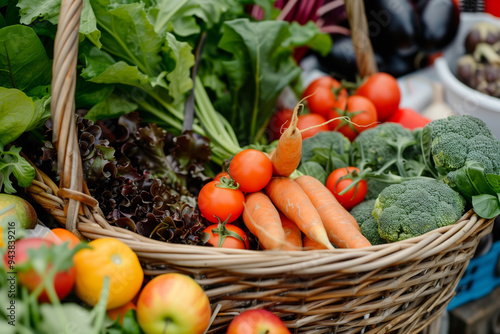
[17,0,60,25]
[287,21,332,56]
[30,94,51,131]
[2,146,35,188]
[465,161,496,196]
[298,161,327,185]
[153,0,233,37]
[486,173,500,193]
[85,93,137,120]
[452,166,476,200]
[162,32,194,106]
[0,25,52,92]
[418,126,439,178]
[75,78,114,109]
[39,303,94,333]
[81,46,149,86]
[472,194,500,219]
[81,0,102,47]
[90,0,163,77]
[218,18,302,144]
[0,13,5,29]
[17,0,101,46]
[0,88,35,145]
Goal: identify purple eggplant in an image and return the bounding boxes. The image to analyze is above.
[416,0,460,53]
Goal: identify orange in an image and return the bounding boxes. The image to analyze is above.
[107,301,136,325]
[73,238,143,310]
[50,228,82,248]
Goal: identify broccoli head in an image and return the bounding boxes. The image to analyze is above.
[426,115,500,179]
[351,122,420,175]
[350,199,386,245]
[373,179,466,242]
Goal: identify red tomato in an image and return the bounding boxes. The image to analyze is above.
[227,309,291,334]
[302,76,348,119]
[213,171,230,182]
[355,73,401,121]
[328,95,378,141]
[326,167,367,211]
[198,181,245,224]
[204,223,249,249]
[386,108,431,129]
[229,149,273,193]
[3,238,76,303]
[267,109,294,142]
[297,113,330,139]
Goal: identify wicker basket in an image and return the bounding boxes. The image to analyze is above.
[23,0,496,333]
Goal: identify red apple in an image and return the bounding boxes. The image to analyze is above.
[227,309,291,334]
[136,273,211,334]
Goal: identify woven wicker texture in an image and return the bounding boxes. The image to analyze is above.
[23,0,496,333]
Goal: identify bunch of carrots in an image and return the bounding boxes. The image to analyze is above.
[199,100,372,251]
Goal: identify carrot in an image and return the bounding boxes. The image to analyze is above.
[303,236,329,250]
[270,100,302,177]
[242,192,286,251]
[265,177,334,250]
[295,175,371,248]
[279,212,303,251]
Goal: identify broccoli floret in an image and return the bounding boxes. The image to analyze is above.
[351,122,420,175]
[373,179,466,242]
[426,115,500,179]
[350,200,386,245]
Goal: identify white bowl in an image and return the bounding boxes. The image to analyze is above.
[434,13,500,139]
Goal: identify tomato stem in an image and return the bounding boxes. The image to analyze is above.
[213,215,246,247]
[215,174,240,190]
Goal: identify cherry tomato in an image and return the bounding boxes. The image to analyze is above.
[204,223,249,249]
[326,167,367,211]
[229,149,273,193]
[297,113,330,139]
[302,76,348,119]
[328,95,378,141]
[386,108,431,129]
[3,238,76,303]
[355,73,401,121]
[213,171,230,182]
[266,109,294,142]
[198,180,245,224]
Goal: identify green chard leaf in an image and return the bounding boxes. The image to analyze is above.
[287,21,332,56]
[90,0,163,77]
[85,93,137,120]
[218,18,301,144]
[152,0,233,37]
[17,0,101,47]
[162,32,194,106]
[0,25,51,92]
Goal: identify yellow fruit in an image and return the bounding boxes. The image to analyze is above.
[73,238,143,309]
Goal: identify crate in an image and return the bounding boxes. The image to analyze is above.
[448,239,500,310]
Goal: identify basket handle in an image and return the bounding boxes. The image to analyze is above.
[345,0,378,78]
[50,0,110,237]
